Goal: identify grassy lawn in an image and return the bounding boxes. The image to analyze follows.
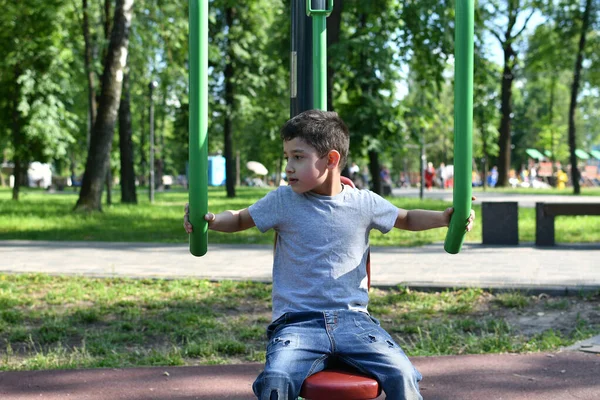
[473,186,600,196]
[1,274,598,371]
[1,186,599,245]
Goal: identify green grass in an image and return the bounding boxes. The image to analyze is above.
[473,186,600,196]
[1,186,599,245]
[1,274,598,371]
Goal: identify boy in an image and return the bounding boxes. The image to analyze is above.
[184,110,475,400]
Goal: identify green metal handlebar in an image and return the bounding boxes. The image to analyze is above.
[444,0,473,254]
[308,0,333,110]
[188,0,208,257]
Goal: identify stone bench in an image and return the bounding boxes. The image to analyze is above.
[536,202,600,246]
[482,202,519,245]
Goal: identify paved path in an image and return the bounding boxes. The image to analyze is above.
[392,187,600,208]
[1,352,599,399]
[2,240,599,294]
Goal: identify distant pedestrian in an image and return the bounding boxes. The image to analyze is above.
[349,161,359,181]
[425,162,435,190]
[438,162,447,189]
[361,165,370,190]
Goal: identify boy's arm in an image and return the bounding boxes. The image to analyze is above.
[184,203,256,233]
[205,208,256,232]
[394,207,475,232]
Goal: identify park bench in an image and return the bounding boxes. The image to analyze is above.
[536,202,600,246]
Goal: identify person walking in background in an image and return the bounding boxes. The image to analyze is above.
[488,165,498,188]
[361,165,370,190]
[438,163,447,189]
[349,162,360,180]
[425,162,435,191]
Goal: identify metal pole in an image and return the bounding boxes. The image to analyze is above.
[290,0,314,117]
[420,133,425,200]
[307,0,332,111]
[444,0,474,254]
[188,0,209,256]
[148,81,157,203]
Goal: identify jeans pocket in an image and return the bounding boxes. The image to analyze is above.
[266,313,288,340]
[368,315,381,326]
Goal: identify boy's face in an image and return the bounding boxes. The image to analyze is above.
[283,138,330,194]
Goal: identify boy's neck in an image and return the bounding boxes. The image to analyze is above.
[310,171,343,196]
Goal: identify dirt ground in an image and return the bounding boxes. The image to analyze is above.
[476,292,600,338]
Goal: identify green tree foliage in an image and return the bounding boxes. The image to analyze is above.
[205,0,287,193]
[1,0,599,204]
[0,0,79,199]
[479,0,540,187]
[516,22,575,169]
[75,0,135,211]
[473,55,501,180]
[333,0,406,194]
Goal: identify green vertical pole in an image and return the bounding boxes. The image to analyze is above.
[189,0,208,257]
[307,0,333,111]
[444,0,473,254]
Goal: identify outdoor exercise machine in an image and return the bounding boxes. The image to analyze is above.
[188,0,473,398]
[187,0,473,257]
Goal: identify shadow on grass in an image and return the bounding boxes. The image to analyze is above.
[1,279,273,370]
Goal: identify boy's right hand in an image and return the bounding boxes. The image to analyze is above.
[183,203,216,234]
[183,203,193,234]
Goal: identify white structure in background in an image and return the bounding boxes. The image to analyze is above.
[27,162,52,189]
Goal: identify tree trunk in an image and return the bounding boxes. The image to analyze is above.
[11,70,22,201]
[224,6,236,198]
[368,150,381,195]
[549,76,556,179]
[479,107,488,190]
[103,0,114,206]
[104,0,112,41]
[156,97,167,191]
[75,0,134,212]
[496,46,514,187]
[139,99,147,187]
[567,0,592,195]
[105,167,112,205]
[491,2,536,187]
[82,0,97,149]
[12,160,22,201]
[119,71,137,203]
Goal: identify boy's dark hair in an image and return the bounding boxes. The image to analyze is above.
[280,109,350,169]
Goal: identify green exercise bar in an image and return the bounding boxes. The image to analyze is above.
[307,0,333,110]
[444,0,473,254]
[188,0,208,257]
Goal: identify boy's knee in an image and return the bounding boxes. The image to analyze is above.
[253,371,295,400]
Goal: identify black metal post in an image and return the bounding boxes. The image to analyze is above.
[420,133,425,200]
[290,0,315,118]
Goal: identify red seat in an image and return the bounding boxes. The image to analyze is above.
[300,368,381,400]
[299,176,382,400]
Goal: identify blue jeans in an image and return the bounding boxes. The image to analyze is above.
[252,311,422,400]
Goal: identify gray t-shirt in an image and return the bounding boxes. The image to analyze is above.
[248,184,398,321]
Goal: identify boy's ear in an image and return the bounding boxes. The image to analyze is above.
[326,150,341,170]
